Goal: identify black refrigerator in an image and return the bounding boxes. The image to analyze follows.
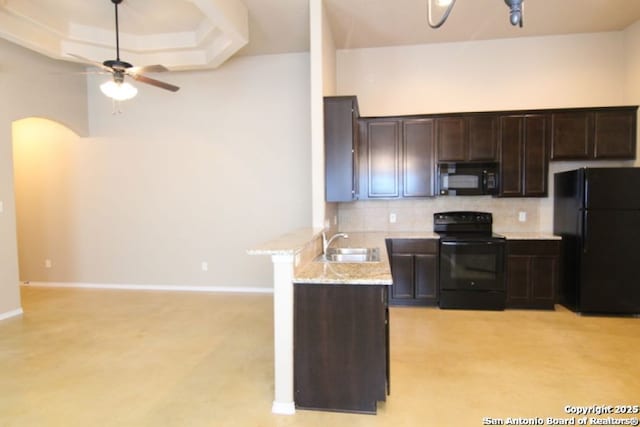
[554,167,640,315]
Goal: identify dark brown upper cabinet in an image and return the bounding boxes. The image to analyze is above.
[550,107,637,160]
[359,118,401,198]
[436,117,466,161]
[499,114,549,197]
[359,117,436,199]
[594,109,637,158]
[322,101,639,202]
[436,115,498,162]
[324,96,359,202]
[402,118,436,197]
[468,115,499,161]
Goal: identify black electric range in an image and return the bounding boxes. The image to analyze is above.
[434,212,506,310]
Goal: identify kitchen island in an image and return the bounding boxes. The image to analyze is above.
[249,230,432,414]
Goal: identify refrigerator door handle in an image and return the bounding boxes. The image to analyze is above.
[582,211,588,254]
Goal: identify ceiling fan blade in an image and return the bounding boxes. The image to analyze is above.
[66,53,113,72]
[127,64,170,74]
[130,74,180,92]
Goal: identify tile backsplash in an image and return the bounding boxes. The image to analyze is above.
[338,197,552,233]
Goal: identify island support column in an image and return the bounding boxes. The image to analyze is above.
[270,254,296,415]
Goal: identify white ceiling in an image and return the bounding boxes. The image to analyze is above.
[1,0,640,71]
[324,0,640,49]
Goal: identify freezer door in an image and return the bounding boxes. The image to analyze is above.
[584,168,640,210]
[554,169,584,234]
[580,210,640,314]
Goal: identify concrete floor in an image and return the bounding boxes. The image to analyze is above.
[0,286,638,427]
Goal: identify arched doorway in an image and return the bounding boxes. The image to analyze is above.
[12,117,82,285]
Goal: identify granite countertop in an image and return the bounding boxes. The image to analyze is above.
[247,227,324,256]
[251,229,560,286]
[499,232,561,240]
[293,231,437,286]
[293,232,392,285]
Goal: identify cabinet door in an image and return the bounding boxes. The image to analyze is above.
[468,115,499,161]
[499,116,524,196]
[550,112,592,160]
[414,253,438,304]
[500,115,548,197]
[530,256,557,308]
[593,109,637,159]
[294,284,386,413]
[388,239,439,306]
[506,255,530,308]
[325,97,358,202]
[390,253,414,300]
[436,117,467,161]
[523,115,548,197]
[403,118,435,197]
[363,120,401,198]
[506,240,559,309]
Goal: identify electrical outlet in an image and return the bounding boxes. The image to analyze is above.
[518,211,527,222]
[0,200,3,213]
[201,261,208,272]
[45,259,52,269]
[389,213,397,223]
[334,215,338,225]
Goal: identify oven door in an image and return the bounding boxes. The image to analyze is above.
[439,239,505,291]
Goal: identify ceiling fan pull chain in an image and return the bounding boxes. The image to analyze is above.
[111,98,123,115]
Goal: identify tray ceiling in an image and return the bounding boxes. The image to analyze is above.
[1,0,640,72]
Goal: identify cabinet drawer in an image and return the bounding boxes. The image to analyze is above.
[507,240,560,256]
[390,239,438,254]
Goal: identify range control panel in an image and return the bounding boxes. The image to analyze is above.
[434,211,493,225]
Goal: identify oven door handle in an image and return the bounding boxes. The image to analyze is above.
[441,241,502,246]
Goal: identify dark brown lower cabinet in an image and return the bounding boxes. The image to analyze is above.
[386,238,439,306]
[506,240,560,309]
[294,283,389,414]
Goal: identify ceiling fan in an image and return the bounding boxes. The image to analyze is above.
[68,0,180,101]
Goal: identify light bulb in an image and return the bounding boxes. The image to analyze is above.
[100,80,138,101]
[510,10,521,26]
[505,0,524,27]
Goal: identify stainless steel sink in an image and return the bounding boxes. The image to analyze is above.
[316,247,381,263]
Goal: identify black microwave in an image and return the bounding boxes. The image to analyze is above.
[437,162,499,196]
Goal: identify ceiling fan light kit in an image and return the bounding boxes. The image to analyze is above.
[427,0,524,29]
[69,0,180,104]
[100,80,138,101]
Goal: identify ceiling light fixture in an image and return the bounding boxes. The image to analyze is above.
[427,0,524,29]
[100,80,138,101]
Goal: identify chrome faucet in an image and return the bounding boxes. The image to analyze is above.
[322,232,349,254]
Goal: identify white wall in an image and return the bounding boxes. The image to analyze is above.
[0,38,88,316]
[336,30,635,233]
[14,52,311,288]
[338,32,627,116]
[310,0,339,230]
[624,20,640,164]
[321,1,339,231]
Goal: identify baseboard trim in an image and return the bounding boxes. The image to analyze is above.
[272,401,296,415]
[0,308,24,321]
[22,282,273,294]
